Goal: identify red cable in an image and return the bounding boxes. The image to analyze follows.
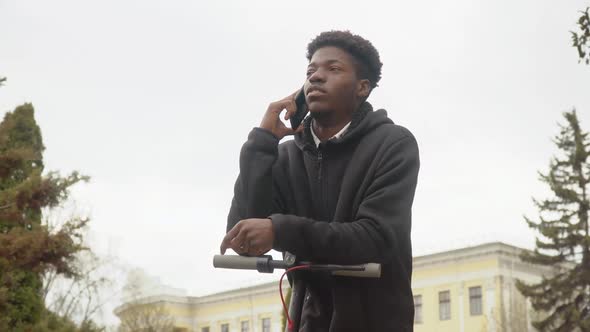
[280,265,310,332]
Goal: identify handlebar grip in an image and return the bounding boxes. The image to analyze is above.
[331,263,381,278]
[213,255,258,270]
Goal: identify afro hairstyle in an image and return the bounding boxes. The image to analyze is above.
[306,30,382,89]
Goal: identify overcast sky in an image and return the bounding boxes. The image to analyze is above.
[2,0,590,326]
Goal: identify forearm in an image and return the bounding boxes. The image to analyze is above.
[270,214,407,265]
[227,128,280,231]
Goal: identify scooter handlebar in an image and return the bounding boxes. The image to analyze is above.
[213,255,381,278]
[213,255,259,270]
[331,263,381,278]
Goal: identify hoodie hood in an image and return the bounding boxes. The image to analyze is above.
[293,101,393,151]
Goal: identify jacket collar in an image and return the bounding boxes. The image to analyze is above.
[294,102,373,152]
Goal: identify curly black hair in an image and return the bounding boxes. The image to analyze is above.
[306,30,382,89]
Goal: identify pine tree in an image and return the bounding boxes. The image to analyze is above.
[572,7,590,65]
[0,103,90,330]
[516,109,590,331]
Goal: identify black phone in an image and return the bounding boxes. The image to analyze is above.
[289,86,309,129]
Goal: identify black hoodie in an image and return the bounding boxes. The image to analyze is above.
[227,102,420,331]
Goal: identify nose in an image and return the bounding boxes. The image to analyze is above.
[308,68,326,83]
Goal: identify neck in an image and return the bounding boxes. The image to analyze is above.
[312,112,353,142]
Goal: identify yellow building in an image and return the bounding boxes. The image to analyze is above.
[411,242,549,332]
[115,279,287,332]
[115,242,551,332]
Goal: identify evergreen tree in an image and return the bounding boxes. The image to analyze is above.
[572,7,590,65]
[517,109,590,331]
[0,103,90,330]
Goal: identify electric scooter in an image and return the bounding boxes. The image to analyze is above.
[213,252,381,332]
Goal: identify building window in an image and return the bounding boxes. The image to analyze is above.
[262,318,271,332]
[201,328,209,332]
[241,321,249,332]
[221,324,229,332]
[439,290,451,320]
[414,295,423,324]
[469,286,483,315]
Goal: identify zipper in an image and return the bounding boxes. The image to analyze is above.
[317,144,325,220]
[317,145,323,181]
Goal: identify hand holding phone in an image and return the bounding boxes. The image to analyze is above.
[259,88,306,140]
[289,86,309,130]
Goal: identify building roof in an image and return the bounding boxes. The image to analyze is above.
[413,241,527,268]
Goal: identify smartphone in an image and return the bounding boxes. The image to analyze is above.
[289,86,309,130]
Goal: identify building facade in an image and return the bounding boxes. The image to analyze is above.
[411,242,549,332]
[115,242,552,332]
[115,280,287,332]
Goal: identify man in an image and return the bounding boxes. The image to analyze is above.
[220,30,420,331]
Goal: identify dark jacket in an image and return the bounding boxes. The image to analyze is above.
[227,102,420,331]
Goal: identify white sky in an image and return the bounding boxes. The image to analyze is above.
[2,0,590,326]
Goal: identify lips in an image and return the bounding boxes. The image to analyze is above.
[307,86,327,97]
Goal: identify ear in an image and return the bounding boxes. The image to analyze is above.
[356,79,371,99]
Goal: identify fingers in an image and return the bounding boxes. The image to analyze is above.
[283,98,297,121]
[286,88,301,119]
[260,90,303,140]
[269,94,297,119]
[230,228,248,253]
[247,239,270,256]
[248,237,259,254]
[220,221,254,255]
[220,219,273,256]
[220,222,242,254]
[237,240,250,255]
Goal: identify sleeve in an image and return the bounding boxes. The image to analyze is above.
[226,128,285,233]
[269,134,420,265]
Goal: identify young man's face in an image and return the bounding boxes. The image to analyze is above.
[304,46,366,117]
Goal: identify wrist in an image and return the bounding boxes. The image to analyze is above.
[253,127,280,140]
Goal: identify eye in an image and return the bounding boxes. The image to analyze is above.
[306,69,316,77]
[329,66,341,72]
